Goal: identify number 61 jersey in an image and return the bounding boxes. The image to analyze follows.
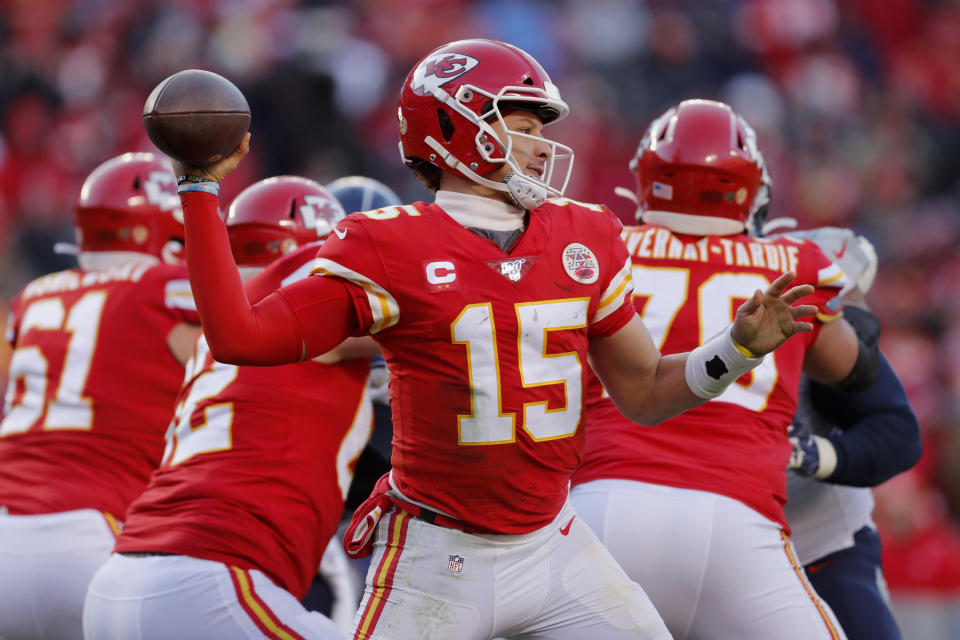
[573,224,846,531]
[0,261,198,520]
[311,199,636,534]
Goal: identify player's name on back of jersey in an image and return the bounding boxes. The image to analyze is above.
[22,262,154,300]
[623,226,801,272]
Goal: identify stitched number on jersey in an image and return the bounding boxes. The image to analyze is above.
[2,292,107,436]
[163,337,238,465]
[632,267,777,411]
[452,299,587,444]
[630,267,689,349]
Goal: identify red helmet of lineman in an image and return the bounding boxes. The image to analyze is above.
[74,152,183,262]
[225,176,346,270]
[631,99,771,236]
[398,38,573,209]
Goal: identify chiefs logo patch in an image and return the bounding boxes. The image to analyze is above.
[562,243,599,284]
[411,53,479,96]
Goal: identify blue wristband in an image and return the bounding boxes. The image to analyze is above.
[177,182,220,196]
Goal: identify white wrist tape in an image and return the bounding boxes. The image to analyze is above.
[813,435,838,479]
[684,326,765,399]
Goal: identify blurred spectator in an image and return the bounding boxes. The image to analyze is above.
[1,1,958,635]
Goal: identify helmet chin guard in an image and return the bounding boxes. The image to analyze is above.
[503,171,548,210]
[423,134,550,210]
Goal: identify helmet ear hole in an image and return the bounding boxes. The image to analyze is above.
[522,77,534,85]
[437,109,455,142]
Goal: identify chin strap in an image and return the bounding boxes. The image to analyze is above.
[424,136,548,210]
[503,171,547,209]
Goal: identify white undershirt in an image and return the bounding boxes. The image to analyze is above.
[434,190,525,231]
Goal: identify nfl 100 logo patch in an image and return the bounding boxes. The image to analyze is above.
[485,256,536,282]
[447,554,464,576]
[499,258,526,282]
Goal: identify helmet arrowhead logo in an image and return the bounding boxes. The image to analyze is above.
[411,53,479,96]
[143,171,180,212]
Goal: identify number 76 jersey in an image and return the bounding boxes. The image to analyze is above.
[310,199,637,534]
[573,224,846,530]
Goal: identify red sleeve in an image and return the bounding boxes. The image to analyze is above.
[181,191,358,365]
[589,206,636,337]
[243,270,277,305]
[795,239,844,347]
[273,275,366,358]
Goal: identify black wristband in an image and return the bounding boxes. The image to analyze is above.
[177,174,216,185]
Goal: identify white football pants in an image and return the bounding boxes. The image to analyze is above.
[0,508,117,640]
[351,500,671,639]
[570,479,847,640]
[83,553,343,639]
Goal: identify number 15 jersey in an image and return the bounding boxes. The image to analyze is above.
[307,199,636,534]
[573,224,845,530]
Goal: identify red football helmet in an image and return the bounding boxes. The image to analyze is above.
[398,38,573,209]
[74,152,183,260]
[630,99,770,235]
[225,176,346,268]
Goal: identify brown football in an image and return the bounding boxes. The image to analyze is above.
[143,69,250,167]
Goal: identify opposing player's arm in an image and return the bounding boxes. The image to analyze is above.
[166,322,202,365]
[793,231,880,390]
[805,352,921,486]
[802,317,858,384]
[593,271,817,425]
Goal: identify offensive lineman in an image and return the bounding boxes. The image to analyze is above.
[167,40,820,639]
[83,177,377,639]
[570,100,875,639]
[0,153,199,640]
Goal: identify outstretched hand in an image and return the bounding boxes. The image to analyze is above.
[731,270,816,357]
[171,132,250,184]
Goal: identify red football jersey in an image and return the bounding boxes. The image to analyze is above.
[116,244,373,599]
[572,224,846,529]
[0,261,198,519]
[310,198,637,534]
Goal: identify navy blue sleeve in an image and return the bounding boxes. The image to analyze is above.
[807,351,921,487]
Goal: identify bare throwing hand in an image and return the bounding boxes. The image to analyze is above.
[731,270,816,357]
[172,132,250,184]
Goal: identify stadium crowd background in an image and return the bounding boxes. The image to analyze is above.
[0,0,958,635]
